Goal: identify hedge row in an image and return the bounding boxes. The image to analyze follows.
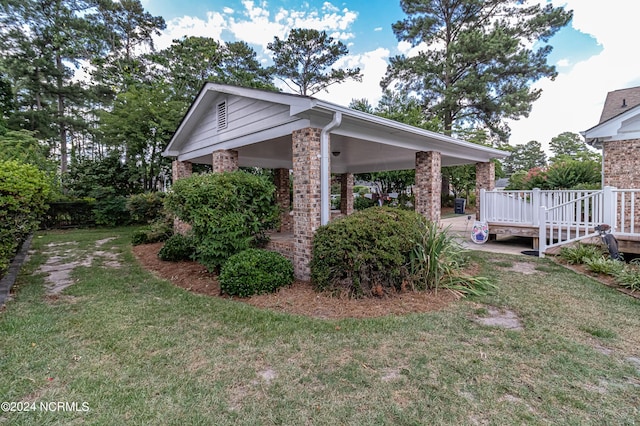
[0,161,51,277]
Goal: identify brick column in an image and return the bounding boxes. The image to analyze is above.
[171,160,193,235]
[340,173,354,216]
[415,151,442,222]
[475,161,495,221]
[274,168,292,232]
[292,128,322,281]
[212,149,238,172]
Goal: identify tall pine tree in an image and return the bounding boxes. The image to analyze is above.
[383,0,572,142]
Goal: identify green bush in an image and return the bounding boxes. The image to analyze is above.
[219,249,293,297]
[165,171,279,271]
[354,195,375,210]
[93,195,130,227]
[131,215,173,246]
[158,234,196,262]
[0,160,51,276]
[126,192,166,224]
[310,207,425,297]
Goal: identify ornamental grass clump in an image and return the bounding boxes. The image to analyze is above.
[410,221,496,296]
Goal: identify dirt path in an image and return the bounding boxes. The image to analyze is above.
[36,237,122,296]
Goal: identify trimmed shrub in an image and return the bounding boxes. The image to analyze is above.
[219,249,293,297]
[158,234,196,261]
[164,171,279,271]
[310,207,425,297]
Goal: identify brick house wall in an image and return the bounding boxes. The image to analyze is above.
[603,139,640,231]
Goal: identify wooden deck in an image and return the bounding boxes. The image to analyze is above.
[487,222,640,255]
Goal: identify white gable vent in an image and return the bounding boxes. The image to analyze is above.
[217,101,227,129]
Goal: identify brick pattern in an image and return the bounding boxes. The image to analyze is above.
[604,139,640,231]
[340,173,354,216]
[265,238,294,261]
[292,128,323,281]
[415,151,442,222]
[212,149,238,172]
[172,159,192,183]
[475,162,495,221]
[171,160,193,235]
[274,168,292,232]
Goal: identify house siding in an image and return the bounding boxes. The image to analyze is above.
[180,95,297,155]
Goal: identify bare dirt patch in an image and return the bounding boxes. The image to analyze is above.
[131,243,460,319]
[37,240,122,296]
[505,262,541,275]
[472,306,523,331]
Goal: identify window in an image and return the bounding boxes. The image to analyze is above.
[217,101,227,130]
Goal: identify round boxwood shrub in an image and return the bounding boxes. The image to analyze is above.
[310,207,425,298]
[158,234,196,261]
[219,249,293,297]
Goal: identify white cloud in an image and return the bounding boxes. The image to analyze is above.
[374,27,382,32]
[556,58,570,67]
[222,7,234,14]
[506,0,640,151]
[155,12,228,50]
[314,48,390,106]
[226,1,358,51]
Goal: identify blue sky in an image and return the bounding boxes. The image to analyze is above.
[142,0,638,151]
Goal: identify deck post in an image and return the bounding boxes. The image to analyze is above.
[538,205,547,257]
[479,189,486,221]
[603,186,616,230]
[532,188,541,226]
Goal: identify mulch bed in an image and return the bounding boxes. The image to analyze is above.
[131,243,459,319]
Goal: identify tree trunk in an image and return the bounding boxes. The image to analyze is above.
[56,52,68,175]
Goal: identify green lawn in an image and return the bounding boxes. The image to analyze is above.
[1,227,639,425]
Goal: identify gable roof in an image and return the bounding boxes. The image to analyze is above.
[599,86,640,123]
[583,86,640,147]
[163,83,509,173]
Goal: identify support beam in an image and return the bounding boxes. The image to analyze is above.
[415,151,442,222]
[292,128,322,281]
[475,161,495,221]
[340,173,354,216]
[212,149,238,173]
[274,168,292,232]
[171,160,193,235]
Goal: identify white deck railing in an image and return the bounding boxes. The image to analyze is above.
[613,189,640,236]
[480,187,638,256]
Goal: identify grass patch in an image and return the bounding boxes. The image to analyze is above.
[1,228,640,424]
